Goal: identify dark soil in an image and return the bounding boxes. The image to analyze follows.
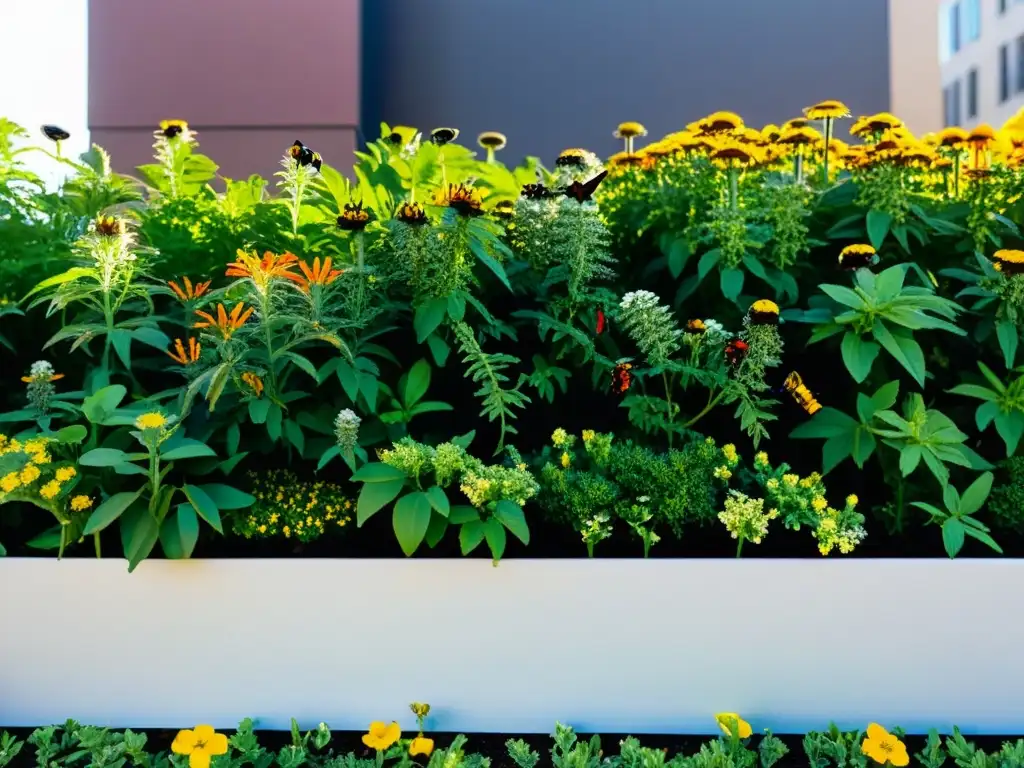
[2,729,1022,768]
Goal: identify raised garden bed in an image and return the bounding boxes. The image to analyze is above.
[3,558,1023,734]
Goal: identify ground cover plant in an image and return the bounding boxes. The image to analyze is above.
[2,709,1022,768]
[2,104,1024,564]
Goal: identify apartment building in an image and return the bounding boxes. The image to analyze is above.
[87,0,943,180]
[940,0,1024,126]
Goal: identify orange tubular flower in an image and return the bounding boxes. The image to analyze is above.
[167,337,201,365]
[297,257,344,292]
[168,277,212,302]
[193,302,255,340]
[225,250,303,292]
[241,371,264,397]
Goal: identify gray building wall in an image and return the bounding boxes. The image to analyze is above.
[362,0,892,163]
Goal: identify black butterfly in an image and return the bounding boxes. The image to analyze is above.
[521,183,553,200]
[563,170,609,203]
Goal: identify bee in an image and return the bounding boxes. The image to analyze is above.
[783,371,822,415]
[289,140,322,171]
[564,170,609,203]
[684,319,706,334]
[724,339,749,366]
[838,243,879,270]
[610,360,633,394]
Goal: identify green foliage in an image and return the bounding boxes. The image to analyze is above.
[911,471,1001,557]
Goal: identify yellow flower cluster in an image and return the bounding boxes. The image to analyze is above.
[713,442,741,481]
[234,469,352,542]
[718,491,778,545]
[0,434,77,504]
[551,428,572,448]
[813,494,867,555]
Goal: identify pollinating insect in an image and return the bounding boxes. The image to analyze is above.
[521,183,553,200]
[564,170,609,203]
[492,200,515,220]
[431,127,459,146]
[838,243,879,270]
[556,148,589,168]
[159,119,189,139]
[724,340,749,366]
[396,201,428,226]
[783,371,822,415]
[684,319,706,334]
[289,140,322,171]
[610,361,633,394]
[747,299,779,325]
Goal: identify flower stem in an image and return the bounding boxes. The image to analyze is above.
[822,118,832,186]
[683,389,726,428]
[954,154,961,198]
[93,531,102,558]
[728,167,738,211]
[261,293,278,393]
[736,536,744,558]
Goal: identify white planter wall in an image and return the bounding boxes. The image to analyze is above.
[1,558,1022,734]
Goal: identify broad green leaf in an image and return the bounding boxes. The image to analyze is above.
[790,407,858,439]
[840,333,879,383]
[284,420,305,454]
[402,359,432,406]
[393,492,432,556]
[899,445,922,476]
[317,444,340,471]
[820,284,867,309]
[83,490,143,535]
[942,484,961,514]
[356,478,405,525]
[874,264,906,301]
[697,248,721,281]
[978,361,1008,393]
[425,485,450,517]
[667,238,691,278]
[182,484,223,533]
[160,503,199,559]
[948,383,998,401]
[427,334,450,367]
[964,524,1003,553]
[494,499,530,544]
[53,425,87,444]
[483,518,507,560]
[425,511,449,547]
[414,298,448,343]
[719,268,744,302]
[873,322,926,386]
[866,209,892,249]
[125,512,160,573]
[870,380,900,411]
[977,400,1000,431]
[160,440,217,461]
[351,462,407,483]
[942,518,966,558]
[997,320,1019,369]
[822,432,854,474]
[82,385,127,423]
[79,447,132,467]
[468,238,512,291]
[921,449,950,488]
[460,519,486,554]
[449,505,480,524]
[110,329,132,370]
[960,471,993,516]
[199,484,255,509]
[248,398,270,424]
[994,412,1024,456]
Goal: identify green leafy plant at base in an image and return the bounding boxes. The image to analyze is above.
[911,471,1001,558]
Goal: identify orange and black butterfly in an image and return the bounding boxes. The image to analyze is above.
[521,183,553,199]
[290,140,322,171]
[610,360,633,394]
[564,170,609,203]
[783,371,822,415]
[724,339,749,366]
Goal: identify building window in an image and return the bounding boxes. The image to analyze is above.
[967,68,978,118]
[1001,0,1008,13]
[953,79,962,125]
[950,2,961,54]
[964,0,980,42]
[1001,43,1011,102]
[1017,34,1024,92]
[944,80,963,127]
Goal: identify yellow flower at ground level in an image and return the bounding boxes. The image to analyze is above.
[171,724,229,768]
[20,465,41,484]
[715,712,752,739]
[861,723,909,767]
[40,480,62,500]
[70,495,93,512]
[560,451,571,469]
[55,466,76,483]
[362,721,401,751]
[409,736,435,757]
[136,412,168,431]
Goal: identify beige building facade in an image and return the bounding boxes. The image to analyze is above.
[940,0,1024,127]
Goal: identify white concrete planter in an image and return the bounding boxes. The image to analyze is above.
[1,558,1022,734]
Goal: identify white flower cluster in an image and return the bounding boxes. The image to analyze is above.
[334,408,361,455]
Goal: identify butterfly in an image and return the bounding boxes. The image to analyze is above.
[596,309,606,335]
[684,319,706,334]
[564,170,609,203]
[724,340,749,366]
[610,360,633,394]
[782,371,822,415]
[521,183,553,199]
[41,125,70,142]
[289,140,322,171]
